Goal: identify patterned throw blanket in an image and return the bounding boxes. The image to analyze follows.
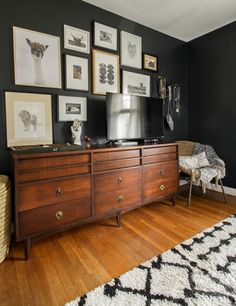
[179,143,226,193]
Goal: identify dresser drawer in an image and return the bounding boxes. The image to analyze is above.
[93,149,140,162]
[18,175,91,212]
[143,146,177,156]
[94,167,142,194]
[17,154,90,171]
[93,158,141,172]
[17,165,90,182]
[19,199,91,239]
[144,177,178,202]
[143,160,178,181]
[95,185,142,215]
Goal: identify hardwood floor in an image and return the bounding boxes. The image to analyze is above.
[1,195,236,306]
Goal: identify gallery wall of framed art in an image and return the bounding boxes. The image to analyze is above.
[0,0,188,176]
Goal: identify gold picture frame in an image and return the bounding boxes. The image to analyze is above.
[5,92,53,147]
[143,53,158,72]
[92,49,120,95]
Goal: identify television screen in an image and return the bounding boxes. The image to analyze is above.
[106,93,164,141]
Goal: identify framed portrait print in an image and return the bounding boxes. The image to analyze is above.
[64,25,90,54]
[13,26,61,88]
[92,49,120,95]
[5,92,53,147]
[143,53,158,71]
[93,22,117,51]
[120,31,142,69]
[65,55,89,91]
[58,96,87,122]
[122,71,150,97]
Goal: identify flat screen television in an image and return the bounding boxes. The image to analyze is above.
[106,93,164,142]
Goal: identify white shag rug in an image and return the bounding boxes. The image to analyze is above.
[66,214,236,306]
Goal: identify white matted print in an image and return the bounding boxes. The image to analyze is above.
[65,55,89,91]
[58,96,87,122]
[121,31,142,69]
[94,22,117,51]
[122,71,150,97]
[64,25,90,54]
[92,49,120,95]
[13,26,61,88]
[5,92,52,147]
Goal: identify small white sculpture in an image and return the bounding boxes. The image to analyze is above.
[71,119,83,145]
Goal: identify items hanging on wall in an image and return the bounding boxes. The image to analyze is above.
[158,76,167,100]
[166,85,174,131]
[173,84,181,114]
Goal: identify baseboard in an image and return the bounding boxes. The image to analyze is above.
[179,182,236,205]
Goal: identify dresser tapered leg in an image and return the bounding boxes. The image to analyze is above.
[24,238,31,260]
[171,196,176,206]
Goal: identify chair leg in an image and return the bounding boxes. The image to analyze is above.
[219,179,228,204]
[188,179,193,206]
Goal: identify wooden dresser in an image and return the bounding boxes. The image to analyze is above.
[10,143,179,258]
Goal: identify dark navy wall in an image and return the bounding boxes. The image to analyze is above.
[188,21,236,188]
[0,0,188,176]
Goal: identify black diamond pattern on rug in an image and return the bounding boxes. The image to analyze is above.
[66,214,236,306]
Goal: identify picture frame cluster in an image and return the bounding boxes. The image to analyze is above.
[6,20,159,146]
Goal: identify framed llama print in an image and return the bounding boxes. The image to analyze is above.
[120,31,142,69]
[93,22,117,51]
[122,71,150,97]
[64,25,90,54]
[13,26,61,88]
[5,92,53,147]
[92,49,120,95]
[65,55,89,91]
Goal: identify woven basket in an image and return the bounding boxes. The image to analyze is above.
[0,175,11,264]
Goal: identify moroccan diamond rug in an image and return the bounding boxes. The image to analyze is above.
[66,214,236,306]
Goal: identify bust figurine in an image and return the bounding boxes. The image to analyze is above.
[71,119,83,145]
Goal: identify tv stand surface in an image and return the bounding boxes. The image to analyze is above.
[10,143,179,259]
[114,140,139,146]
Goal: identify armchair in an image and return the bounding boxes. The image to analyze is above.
[176,141,227,206]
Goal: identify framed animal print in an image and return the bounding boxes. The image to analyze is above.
[5,92,53,147]
[122,71,150,97]
[64,25,90,54]
[92,49,120,95]
[65,55,89,91]
[120,31,142,69]
[93,22,117,51]
[13,26,61,88]
[58,95,87,122]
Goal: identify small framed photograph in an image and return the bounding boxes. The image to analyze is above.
[65,55,89,91]
[92,49,120,95]
[58,96,87,122]
[122,70,150,97]
[5,92,53,147]
[64,24,90,54]
[143,53,158,71]
[13,26,61,88]
[93,22,117,51]
[120,31,142,69]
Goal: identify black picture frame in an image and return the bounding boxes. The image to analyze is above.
[93,21,118,52]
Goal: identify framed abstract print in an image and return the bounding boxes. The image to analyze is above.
[92,49,120,95]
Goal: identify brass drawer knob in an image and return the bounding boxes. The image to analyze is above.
[160,169,165,176]
[160,184,165,191]
[117,177,123,185]
[56,188,62,197]
[117,195,124,203]
[55,210,63,221]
